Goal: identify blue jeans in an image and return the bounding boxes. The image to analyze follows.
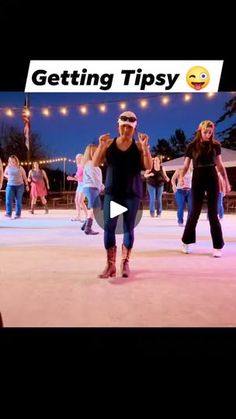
[174,189,192,224]
[6,184,25,216]
[82,187,101,209]
[103,195,140,249]
[217,192,224,219]
[207,192,224,220]
[147,184,164,216]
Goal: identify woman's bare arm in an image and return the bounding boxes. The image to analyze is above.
[92,134,112,166]
[0,159,3,188]
[171,169,179,192]
[162,166,170,182]
[215,155,231,193]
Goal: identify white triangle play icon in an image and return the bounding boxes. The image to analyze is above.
[110,201,128,218]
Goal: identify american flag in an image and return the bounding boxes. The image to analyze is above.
[22,97,30,150]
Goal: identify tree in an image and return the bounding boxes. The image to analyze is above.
[151,129,190,160]
[0,123,47,162]
[216,95,236,123]
[169,129,189,157]
[215,95,236,149]
[217,125,236,150]
[151,138,174,161]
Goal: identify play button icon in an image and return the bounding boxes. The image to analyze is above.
[110,201,128,218]
[93,195,143,234]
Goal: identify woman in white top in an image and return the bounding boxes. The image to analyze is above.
[67,153,88,221]
[4,155,29,219]
[81,144,104,235]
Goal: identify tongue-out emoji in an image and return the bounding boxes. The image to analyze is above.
[186,66,210,90]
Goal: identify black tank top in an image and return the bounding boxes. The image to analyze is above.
[146,166,165,187]
[105,138,143,199]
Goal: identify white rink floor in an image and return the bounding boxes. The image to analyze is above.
[0,209,236,327]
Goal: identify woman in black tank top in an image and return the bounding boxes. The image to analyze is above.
[144,155,170,217]
[92,111,152,278]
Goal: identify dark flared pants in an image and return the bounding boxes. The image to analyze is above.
[182,167,224,249]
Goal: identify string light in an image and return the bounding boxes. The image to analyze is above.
[161,96,170,105]
[207,93,216,98]
[119,102,127,110]
[139,99,148,108]
[24,108,31,117]
[98,104,107,112]
[41,107,51,117]
[184,94,192,102]
[5,108,15,117]
[59,107,68,115]
[0,93,234,118]
[2,157,76,166]
[79,105,88,114]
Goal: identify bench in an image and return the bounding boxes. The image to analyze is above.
[49,191,75,208]
[51,197,68,208]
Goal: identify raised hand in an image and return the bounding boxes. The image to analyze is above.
[99,133,112,147]
[138,132,149,148]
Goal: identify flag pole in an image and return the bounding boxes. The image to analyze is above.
[25,93,31,172]
[63,158,66,191]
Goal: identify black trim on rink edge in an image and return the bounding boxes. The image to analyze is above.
[0,58,235,91]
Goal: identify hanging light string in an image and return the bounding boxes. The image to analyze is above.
[2,158,76,166]
[0,92,225,118]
